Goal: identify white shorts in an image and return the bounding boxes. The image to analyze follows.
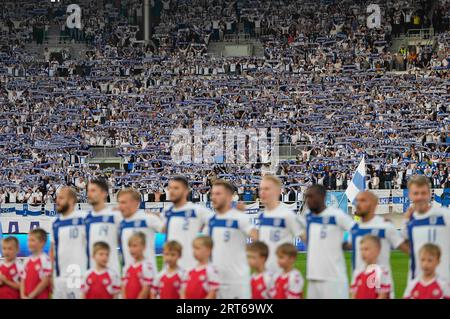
[218,283,251,299]
[307,280,349,299]
[53,277,82,299]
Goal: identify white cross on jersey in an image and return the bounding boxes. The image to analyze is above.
[348,215,405,298]
[51,210,88,278]
[164,202,214,270]
[304,207,355,282]
[402,206,450,282]
[85,207,122,274]
[119,210,164,272]
[258,203,305,273]
[205,209,255,285]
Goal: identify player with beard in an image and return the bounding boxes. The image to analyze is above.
[206,179,258,299]
[162,176,214,270]
[85,178,122,275]
[50,187,87,299]
[348,191,409,298]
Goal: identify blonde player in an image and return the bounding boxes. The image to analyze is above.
[117,188,164,271]
[258,175,305,273]
[206,179,257,299]
[85,179,122,274]
[163,176,214,270]
[403,176,450,283]
[50,187,87,299]
[303,184,355,299]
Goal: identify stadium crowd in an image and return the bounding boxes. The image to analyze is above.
[0,0,449,205]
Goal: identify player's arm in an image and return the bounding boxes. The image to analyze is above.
[28,275,50,299]
[205,289,217,299]
[179,287,186,299]
[20,278,28,299]
[342,242,352,250]
[0,274,19,290]
[377,292,389,299]
[137,285,150,299]
[397,240,410,254]
[121,284,126,300]
[249,228,258,241]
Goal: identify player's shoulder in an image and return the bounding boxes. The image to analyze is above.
[429,205,450,217]
[435,275,449,287]
[205,263,219,274]
[277,203,297,215]
[189,202,214,215]
[106,267,119,278]
[84,268,96,278]
[289,268,303,279]
[74,210,89,219]
[324,206,345,216]
[39,252,51,263]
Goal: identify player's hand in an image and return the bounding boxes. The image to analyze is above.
[235,201,246,212]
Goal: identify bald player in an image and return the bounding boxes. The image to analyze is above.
[258,175,305,273]
[348,191,409,298]
[50,187,87,299]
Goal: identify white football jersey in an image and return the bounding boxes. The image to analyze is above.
[348,215,404,298]
[51,210,88,278]
[304,207,355,282]
[402,206,450,282]
[349,215,404,272]
[164,202,214,270]
[258,203,305,273]
[119,210,164,271]
[205,209,255,285]
[85,207,122,274]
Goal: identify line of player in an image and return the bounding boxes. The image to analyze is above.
[0,174,449,299]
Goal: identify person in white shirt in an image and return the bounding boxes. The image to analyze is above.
[257,175,305,273]
[303,184,355,299]
[206,179,258,299]
[402,175,450,284]
[348,191,409,298]
[50,187,87,299]
[117,187,164,271]
[162,176,214,270]
[85,178,122,274]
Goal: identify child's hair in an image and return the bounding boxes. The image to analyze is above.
[29,228,47,243]
[128,232,146,247]
[93,241,110,255]
[164,240,182,256]
[193,236,213,249]
[360,234,381,249]
[247,241,269,259]
[276,243,297,258]
[2,236,19,249]
[419,243,441,260]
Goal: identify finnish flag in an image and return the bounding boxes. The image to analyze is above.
[345,157,366,204]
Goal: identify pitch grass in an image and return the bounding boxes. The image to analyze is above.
[156,251,409,299]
